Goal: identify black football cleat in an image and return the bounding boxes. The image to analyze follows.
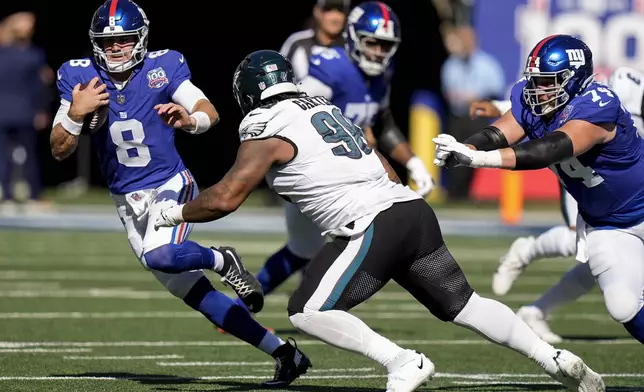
[263,338,312,388]
[216,246,264,313]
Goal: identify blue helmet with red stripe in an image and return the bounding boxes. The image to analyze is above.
[89,0,149,73]
[523,34,594,116]
[344,1,401,76]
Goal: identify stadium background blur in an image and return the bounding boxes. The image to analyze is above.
[2,0,640,218]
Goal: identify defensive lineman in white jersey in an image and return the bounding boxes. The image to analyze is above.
[470,66,644,343]
[155,50,604,392]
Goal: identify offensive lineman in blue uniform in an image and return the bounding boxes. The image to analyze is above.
[240,1,434,312]
[434,34,644,345]
[48,0,310,386]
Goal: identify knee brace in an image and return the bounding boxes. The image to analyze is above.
[603,284,640,323]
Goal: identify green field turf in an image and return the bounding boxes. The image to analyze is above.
[0,230,641,391]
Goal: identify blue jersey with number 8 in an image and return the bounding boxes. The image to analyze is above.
[56,49,188,194]
[510,79,644,228]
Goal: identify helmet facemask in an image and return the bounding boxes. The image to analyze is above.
[347,27,399,76]
[523,69,573,116]
[90,26,148,73]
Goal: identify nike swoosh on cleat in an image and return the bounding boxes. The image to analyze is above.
[226,250,244,271]
[417,355,423,369]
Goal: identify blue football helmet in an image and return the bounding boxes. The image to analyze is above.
[89,0,149,73]
[344,1,401,76]
[523,34,594,116]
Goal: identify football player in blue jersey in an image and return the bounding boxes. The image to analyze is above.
[238,1,434,314]
[435,34,644,345]
[48,0,310,386]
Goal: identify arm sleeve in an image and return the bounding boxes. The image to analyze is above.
[171,80,208,113]
[52,99,71,127]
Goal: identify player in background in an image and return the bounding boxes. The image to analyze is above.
[156,49,604,392]
[467,65,644,343]
[280,0,349,81]
[435,34,644,347]
[239,1,434,314]
[49,1,309,387]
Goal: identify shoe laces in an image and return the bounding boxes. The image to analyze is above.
[222,268,253,298]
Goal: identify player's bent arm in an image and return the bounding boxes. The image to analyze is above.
[464,110,526,151]
[179,138,296,223]
[50,99,80,161]
[376,107,415,166]
[171,80,219,134]
[492,120,615,170]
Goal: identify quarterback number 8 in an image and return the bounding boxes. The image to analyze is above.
[311,108,372,159]
[109,119,151,167]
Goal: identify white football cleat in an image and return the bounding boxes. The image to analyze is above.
[517,305,563,344]
[547,349,605,392]
[386,350,435,392]
[492,236,535,295]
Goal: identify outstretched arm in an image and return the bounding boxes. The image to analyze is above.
[435,119,615,170]
[155,137,295,228]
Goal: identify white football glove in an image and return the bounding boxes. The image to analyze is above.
[154,204,185,230]
[432,134,503,169]
[405,156,434,197]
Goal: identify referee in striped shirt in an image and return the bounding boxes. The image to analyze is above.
[279,0,350,81]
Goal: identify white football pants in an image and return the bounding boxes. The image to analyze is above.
[112,169,204,299]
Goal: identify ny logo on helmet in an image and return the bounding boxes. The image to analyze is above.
[566,49,585,68]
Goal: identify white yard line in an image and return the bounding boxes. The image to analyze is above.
[157,361,273,367]
[64,354,183,360]
[0,348,92,353]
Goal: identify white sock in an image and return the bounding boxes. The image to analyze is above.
[290,309,404,370]
[258,333,285,356]
[533,262,595,314]
[211,249,225,272]
[453,292,558,374]
[524,225,577,264]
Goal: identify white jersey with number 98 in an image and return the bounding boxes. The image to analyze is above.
[237,96,419,233]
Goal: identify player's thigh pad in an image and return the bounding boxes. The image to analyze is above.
[142,170,198,253]
[287,200,422,315]
[112,193,151,264]
[559,185,578,227]
[586,227,644,323]
[394,201,474,321]
[284,202,325,259]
